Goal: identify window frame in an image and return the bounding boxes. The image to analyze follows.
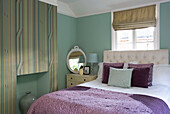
[111,4,160,51]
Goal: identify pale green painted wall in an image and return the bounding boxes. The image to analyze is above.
[57,13,77,90]
[77,13,111,62]
[160,2,170,61]
[77,13,111,73]
[77,2,170,67]
[17,73,46,114]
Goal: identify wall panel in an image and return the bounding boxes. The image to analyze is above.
[39,2,48,73]
[16,0,49,76]
[0,0,3,113]
[47,5,58,92]
[0,0,58,114]
[0,0,16,114]
[0,1,2,113]
[52,6,58,91]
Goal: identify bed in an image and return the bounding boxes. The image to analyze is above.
[28,50,170,114]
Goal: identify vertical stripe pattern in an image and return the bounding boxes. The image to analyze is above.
[16,0,58,90]
[0,1,2,113]
[0,0,58,113]
[47,5,58,92]
[39,2,48,72]
[52,6,58,92]
[16,0,49,75]
[0,0,16,114]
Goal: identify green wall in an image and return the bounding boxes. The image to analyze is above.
[77,13,111,62]
[57,13,77,90]
[77,13,111,73]
[77,2,170,68]
[17,74,41,114]
[160,2,170,61]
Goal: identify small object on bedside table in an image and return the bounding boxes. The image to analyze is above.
[67,74,97,88]
[83,66,90,75]
[79,66,84,75]
[87,53,98,74]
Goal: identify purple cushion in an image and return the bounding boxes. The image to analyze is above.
[102,63,124,84]
[128,63,154,86]
[130,68,150,88]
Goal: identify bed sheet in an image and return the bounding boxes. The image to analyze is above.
[79,79,170,108]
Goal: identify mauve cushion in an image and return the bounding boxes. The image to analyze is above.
[130,68,150,88]
[128,63,154,86]
[102,63,124,84]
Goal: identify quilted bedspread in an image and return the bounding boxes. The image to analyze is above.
[28,86,170,114]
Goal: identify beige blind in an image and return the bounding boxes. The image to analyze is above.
[69,51,83,59]
[112,5,156,31]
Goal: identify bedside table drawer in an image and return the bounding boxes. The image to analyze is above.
[67,76,91,82]
[67,81,83,88]
[67,74,97,88]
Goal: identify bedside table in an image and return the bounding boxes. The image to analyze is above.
[67,74,97,88]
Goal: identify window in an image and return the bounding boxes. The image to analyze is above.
[114,27,156,50]
[69,58,84,71]
[112,5,159,51]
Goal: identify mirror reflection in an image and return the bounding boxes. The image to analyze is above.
[69,51,85,72]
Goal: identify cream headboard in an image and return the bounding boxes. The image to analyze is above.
[104,50,169,65]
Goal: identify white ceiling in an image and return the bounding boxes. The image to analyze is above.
[58,0,169,17]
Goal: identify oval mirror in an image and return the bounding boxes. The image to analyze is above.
[67,46,86,74]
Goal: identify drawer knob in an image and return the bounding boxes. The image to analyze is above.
[84,79,86,81]
[71,83,73,85]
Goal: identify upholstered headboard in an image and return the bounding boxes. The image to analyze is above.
[104,50,169,65]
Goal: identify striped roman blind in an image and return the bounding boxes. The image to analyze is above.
[112,5,156,31]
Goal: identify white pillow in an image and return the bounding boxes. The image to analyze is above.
[123,61,138,69]
[97,62,103,80]
[153,64,170,87]
[97,62,114,80]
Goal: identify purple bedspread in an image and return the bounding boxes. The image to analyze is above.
[28,86,170,114]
